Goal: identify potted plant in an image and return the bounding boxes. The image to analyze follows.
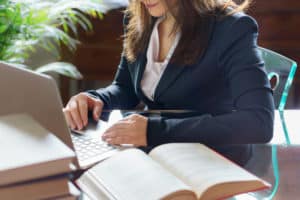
[0,0,107,79]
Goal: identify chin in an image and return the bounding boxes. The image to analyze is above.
[147,11,165,18]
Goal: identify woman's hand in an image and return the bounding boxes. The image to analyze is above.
[102,114,148,147]
[63,92,104,130]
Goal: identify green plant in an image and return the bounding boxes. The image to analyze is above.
[0,0,106,79]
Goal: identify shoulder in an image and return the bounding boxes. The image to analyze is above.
[210,12,260,57]
[214,12,258,38]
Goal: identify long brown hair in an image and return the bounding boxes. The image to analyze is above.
[124,0,251,65]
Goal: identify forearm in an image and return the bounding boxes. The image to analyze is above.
[147,90,274,146]
[87,84,140,110]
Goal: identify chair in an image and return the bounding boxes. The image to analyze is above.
[258,47,297,112]
[258,47,298,145]
[258,47,297,200]
[230,48,297,200]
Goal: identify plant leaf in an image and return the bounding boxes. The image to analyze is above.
[1,0,105,79]
[0,60,29,69]
[35,62,83,79]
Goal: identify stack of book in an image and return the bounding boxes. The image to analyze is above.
[0,114,80,200]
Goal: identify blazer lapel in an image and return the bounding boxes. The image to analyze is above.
[153,15,216,100]
[154,62,185,100]
[132,44,185,101]
[135,53,147,93]
[132,18,157,96]
[133,15,216,101]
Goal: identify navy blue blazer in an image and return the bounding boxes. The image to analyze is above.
[88,12,274,160]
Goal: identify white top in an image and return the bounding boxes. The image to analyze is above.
[140,17,181,101]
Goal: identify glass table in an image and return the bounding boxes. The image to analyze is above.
[80,110,300,200]
[229,110,300,200]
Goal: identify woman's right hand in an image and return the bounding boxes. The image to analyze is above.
[63,92,104,130]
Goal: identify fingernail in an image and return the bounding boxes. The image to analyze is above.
[106,138,112,143]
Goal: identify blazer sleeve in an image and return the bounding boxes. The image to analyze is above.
[146,15,275,146]
[86,15,140,110]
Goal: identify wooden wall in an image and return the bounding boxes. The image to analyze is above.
[62,1,300,107]
[249,0,300,107]
[61,9,124,103]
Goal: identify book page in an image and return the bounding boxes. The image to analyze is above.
[149,143,268,199]
[79,149,196,200]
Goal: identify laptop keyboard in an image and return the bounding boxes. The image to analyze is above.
[71,134,115,161]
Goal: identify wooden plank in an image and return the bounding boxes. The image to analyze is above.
[73,46,121,72]
[253,13,300,40]
[76,10,124,43]
[249,0,300,12]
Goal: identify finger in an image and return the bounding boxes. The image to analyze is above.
[63,108,76,130]
[102,130,118,139]
[106,136,132,145]
[77,98,88,126]
[93,104,102,121]
[103,121,131,136]
[86,96,103,121]
[102,127,124,139]
[69,100,83,130]
[102,124,131,139]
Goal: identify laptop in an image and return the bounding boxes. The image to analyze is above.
[0,62,122,169]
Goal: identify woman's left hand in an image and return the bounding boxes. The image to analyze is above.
[102,114,148,147]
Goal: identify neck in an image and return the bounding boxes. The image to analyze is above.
[159,13,177,35]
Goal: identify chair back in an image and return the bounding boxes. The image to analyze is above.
[258,47,297,111]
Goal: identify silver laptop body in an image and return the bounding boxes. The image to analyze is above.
[0,62,120,169]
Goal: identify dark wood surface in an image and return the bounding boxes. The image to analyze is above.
[62,9,124,81]
[61,1,300,107]
[61,9,124,103]
[249,0,300,107]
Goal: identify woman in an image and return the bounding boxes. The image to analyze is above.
[63,0,274,163]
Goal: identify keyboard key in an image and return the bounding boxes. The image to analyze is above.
[72,134,116,161]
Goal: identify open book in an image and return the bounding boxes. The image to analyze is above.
[76,143,270,200]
